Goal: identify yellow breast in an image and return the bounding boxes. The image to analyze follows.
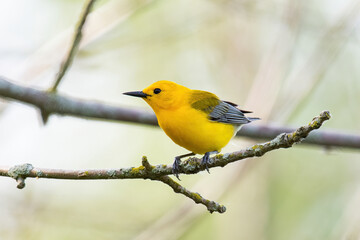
[156,105,236,154]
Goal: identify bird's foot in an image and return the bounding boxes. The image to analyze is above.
[172,156,181,181]
[201,152,211,173]
[201,151,218,174]
[172,152,196,181]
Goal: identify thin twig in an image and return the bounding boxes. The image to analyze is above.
[0,111,330,213]
[50,0,96,93]
[0,77,358,149]
[141,157,226,213]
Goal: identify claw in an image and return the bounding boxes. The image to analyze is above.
[201,151,218,174]
[172,152,195,180]
[201,152,211,173]
[172,157,181,181]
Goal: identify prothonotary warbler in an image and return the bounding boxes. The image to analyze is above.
[124,81,259,179]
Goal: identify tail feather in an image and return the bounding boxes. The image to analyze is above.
[247,117,260,121]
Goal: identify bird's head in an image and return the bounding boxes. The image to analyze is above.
[123,80,190,112]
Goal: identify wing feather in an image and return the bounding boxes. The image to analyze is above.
[189,91,258,125]
[209,101,250,124]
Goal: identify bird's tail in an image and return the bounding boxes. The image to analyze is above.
[247,117,260,121]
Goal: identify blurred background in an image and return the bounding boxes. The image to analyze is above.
[0,0,360,239]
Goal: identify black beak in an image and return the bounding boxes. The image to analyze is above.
[123,91,149,98]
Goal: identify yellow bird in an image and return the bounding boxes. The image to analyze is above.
[124,81,259,179]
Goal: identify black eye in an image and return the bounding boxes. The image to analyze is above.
[153,88,161,94]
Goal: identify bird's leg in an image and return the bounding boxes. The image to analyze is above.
[201,151,218,173]
[173,152,195,180]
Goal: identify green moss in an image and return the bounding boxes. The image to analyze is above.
[252,145,264,151]
[187,159,198,166]
[191,192,203,203]
[131,166,145,174]
[252,145,260,150]
[214,154,223,160]
[311,121,319,128]
[324,111,331,119]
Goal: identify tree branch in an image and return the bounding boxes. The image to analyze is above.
[0,76,358,149]
[141,157,226,213]
[0,77,156,125]
[50,0,97,93]
[238,124,360,149]
[0,111,330,213]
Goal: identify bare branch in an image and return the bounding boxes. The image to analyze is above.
[50,0,97,93]
[0,77,358,149]
[0,77,156,125]
[237,124,360,149]
[0,111,330,213]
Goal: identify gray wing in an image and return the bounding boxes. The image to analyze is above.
[209,101,254,125]
[223,101,253,113]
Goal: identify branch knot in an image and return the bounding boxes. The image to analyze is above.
[8,163,34,189]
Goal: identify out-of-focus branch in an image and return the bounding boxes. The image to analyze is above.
[0,77,156,125]
[50,0,96,93]
[0,111,330,213]
[0,77,359,149]
[238,125,360,149]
